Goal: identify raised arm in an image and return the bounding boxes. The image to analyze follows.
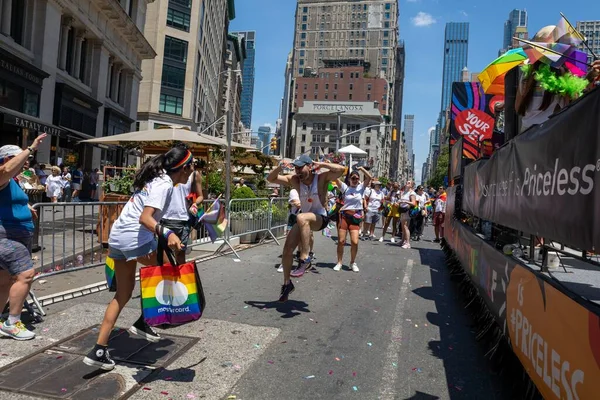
[267,162,294,186]
[358,166,372,188]
[315,161,346,182]
[0,134,47,188]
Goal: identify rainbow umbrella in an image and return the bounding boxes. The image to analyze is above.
[478,48,528,95]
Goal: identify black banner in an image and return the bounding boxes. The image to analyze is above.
[462,88,600,251]
[450,138,464,180]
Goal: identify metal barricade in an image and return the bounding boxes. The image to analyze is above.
[269,196,289,238]
[228,197,280,246]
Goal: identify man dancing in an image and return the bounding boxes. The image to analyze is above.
[267,155,346,302]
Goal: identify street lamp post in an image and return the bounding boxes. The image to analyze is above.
[329,111,345,152]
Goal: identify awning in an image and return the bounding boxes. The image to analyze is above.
[0,106,68,137]
[59,126,96,141]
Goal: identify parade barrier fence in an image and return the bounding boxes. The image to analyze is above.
[24,197,289,319]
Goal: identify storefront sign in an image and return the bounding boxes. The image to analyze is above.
[0,59,43,86]
[2,113,63,137]
[312,104,364,112]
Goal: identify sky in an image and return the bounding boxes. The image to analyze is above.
[229,0,596,183]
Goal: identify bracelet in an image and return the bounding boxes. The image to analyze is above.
[163,229,174,240]
[27,146,35,153]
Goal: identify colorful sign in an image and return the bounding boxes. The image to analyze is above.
[449,82,504,159]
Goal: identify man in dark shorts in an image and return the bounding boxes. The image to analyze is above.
[267,155,346,301]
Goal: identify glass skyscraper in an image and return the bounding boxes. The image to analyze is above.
[503,9,528,50]
[257,125,272,155]
[439,22,469,136]
[233,30,256,129]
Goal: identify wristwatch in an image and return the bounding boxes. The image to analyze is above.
[27,146,35,153]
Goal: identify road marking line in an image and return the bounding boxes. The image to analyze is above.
[380,258,413,399]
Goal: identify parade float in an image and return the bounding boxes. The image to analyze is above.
[441,17,600,399]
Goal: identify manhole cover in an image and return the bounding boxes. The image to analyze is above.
[0,324,198,399]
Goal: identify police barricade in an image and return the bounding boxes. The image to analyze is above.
[269,196,289,239]
[228,197,280,245]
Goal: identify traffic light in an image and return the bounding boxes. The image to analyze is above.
[270,137,277,152]
[392,128,397,141]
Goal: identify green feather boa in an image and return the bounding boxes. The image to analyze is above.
[520,64,588,99]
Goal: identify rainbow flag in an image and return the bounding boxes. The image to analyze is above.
[198,199,227,242]
[104,256,117,292]
[556,15,585,46]
[140,262,202,326]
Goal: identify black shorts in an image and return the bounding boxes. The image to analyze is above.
[160,219,191,245]
[317,214,330,231]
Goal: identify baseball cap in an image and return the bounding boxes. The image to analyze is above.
[0,145,23,161]
[291,154,314,167]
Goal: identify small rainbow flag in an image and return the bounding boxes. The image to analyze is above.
[198,198,227,242]
[140,262,202,326]
[104,256,117,292]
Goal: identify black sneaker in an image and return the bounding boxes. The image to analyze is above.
[83,346,115,371]
[278,282,295,302]
[433,238,441,243]
[129,317,161,343]
[309,251,316,260]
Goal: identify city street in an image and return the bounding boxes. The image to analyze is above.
[1,226,511,400]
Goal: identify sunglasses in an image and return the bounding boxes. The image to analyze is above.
[350,176,360,180]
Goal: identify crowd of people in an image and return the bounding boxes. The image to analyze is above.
[267,155,447,303]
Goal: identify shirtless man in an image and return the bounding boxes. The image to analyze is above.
[267,154,346,302]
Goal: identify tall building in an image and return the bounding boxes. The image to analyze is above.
[137,0,235,135]
[0,0,155,168]
[257,124,272,154]
[232,30,256,128]
[576,21,600,65]
[293,1,399,83]
[502,9,528,52]
[279,51,295,158]
[438,22,468,146]
[223,33,246,139]
[390,40,405,180]
[403,114,414,174]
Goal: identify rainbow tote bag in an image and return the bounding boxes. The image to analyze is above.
[140,261,205,326]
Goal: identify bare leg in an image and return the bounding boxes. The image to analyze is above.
[337,227,347,264]
[296,213,321,260]
[392,217,399,237]
[381,217,392,239]
[349,229,359,264]
[7,270,34,317]
[96,259,137,346]
[282,225,301,284]
[401,218,410,245]
[434,224,440,240]
[309,233,314,253]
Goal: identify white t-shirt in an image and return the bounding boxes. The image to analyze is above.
[289,189,300,214]
[399,189,416,211]
[435,198,446,213]
[109,174,173,251]
[415,193,427,209]
[62,173,71,188]
[340,182,365,211]
[365,188,384,212]
[161,172,194,221]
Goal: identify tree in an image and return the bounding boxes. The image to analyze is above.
[378,176,389,186]
[428,146,449,188]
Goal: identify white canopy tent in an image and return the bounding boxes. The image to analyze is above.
[337,144,367,169]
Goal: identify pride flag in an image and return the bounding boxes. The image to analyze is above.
[104,256,117,292]
[140,262,202,326]
[556,15,585,46]
[198,199,227,242]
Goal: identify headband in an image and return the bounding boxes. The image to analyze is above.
[170,150,193,171]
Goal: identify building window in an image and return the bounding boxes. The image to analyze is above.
[383,40,389,47]
[349,93,352,100]
[301,32,306,39]
[314,92,317,99]
[385,12,390,19]
[161,64,186,89]
[325,83,329,90]
[170,0,191,6]
[301,24,307,30]
[324,93,328,99]
[300,50,305,57]
[301,134,306,142]
[302,15,307,22]
[303,6,308,12]
[384,21,390,28]
[384,31,389,37]
[333,94,337,100]
[299,59,304,66]
[366,136,371,145]
[367,84,372,90]
[300,146,305,153]
[302,123,307,130]
[367,93,370,100]
[159,94,183,115]
[300,41,305,47]
[167,8,191,31]
[382,58,388,65]
[303,83,308,90]
[382,49,388,56]
[303,93,306,99]
[164,36,188,62]
[349,83,353,90]
[385,3,391,9]
[334,83,338,90]
[366,127,371,132]
[299,68,304,74]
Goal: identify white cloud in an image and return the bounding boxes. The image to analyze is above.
[460,10,468,17]
[411,12,437,27]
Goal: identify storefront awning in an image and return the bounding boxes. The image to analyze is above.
[59,126,96,141]
[0,106,67,137]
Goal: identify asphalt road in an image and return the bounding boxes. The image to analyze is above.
[34,225,511,400]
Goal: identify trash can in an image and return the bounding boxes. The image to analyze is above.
[25,189,44,252]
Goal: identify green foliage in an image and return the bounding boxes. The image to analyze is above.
[102,168,136,195]
[232,186,256,199]
[206,171,225,196]
[378,176,389,186]
[428,146,449,189]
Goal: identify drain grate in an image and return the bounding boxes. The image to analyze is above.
[0,324,198,400]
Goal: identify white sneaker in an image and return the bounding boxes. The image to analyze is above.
[333,263,342,271]
[0,320,35,341]
[351,263,359,272]
[391,237,396,243]
[401,242,411,249]
[379,237,384,242]
[277,264,284,273]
